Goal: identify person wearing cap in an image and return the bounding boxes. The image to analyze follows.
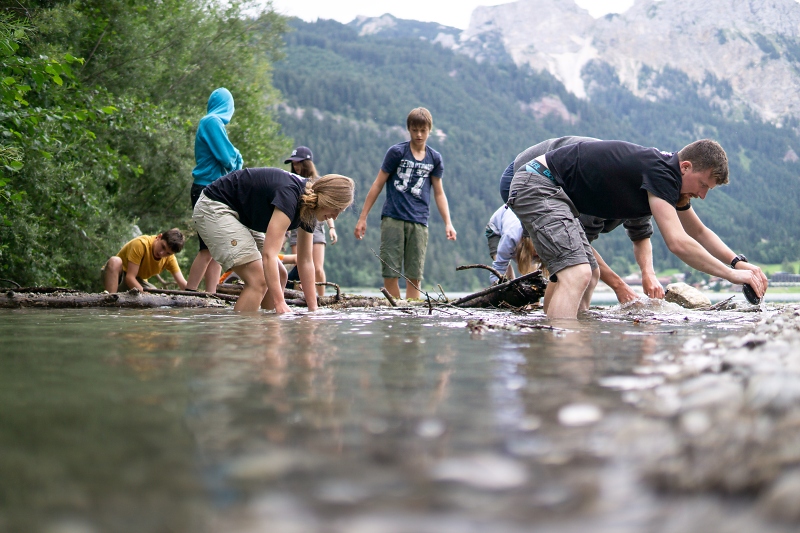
[285,146,337,297]
[186,88,243,294]
[507,138,768,319]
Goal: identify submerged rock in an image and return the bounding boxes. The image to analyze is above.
[665,283,712,309]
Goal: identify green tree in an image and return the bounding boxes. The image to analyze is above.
[0,1,290,289]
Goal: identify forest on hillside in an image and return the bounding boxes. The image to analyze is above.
[0,0,289,289]
[274,19,800,290]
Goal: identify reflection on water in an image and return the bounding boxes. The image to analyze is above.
[0,306,792,533]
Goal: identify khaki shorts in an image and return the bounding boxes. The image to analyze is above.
[192,193,265,272]
[380,216,428,280]
[508,168,597,280]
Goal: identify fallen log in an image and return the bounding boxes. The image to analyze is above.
[451,270,547,309]
[0,289,229,309]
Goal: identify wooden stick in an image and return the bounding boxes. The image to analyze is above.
[144,288,238,303]
[456,264,505,282]
[369,247,433,315]
[380,287,398,307]
[315,281,341,301]
[450,270,543,306]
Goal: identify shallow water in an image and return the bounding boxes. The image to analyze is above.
[0,303,794,533]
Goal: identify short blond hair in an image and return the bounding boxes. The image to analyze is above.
[678,139,729,185]
[299,174,355,225]
[407,107,433,130]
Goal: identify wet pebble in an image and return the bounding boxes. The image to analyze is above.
[558,403,603,426]
[416,418,445,439]
[758,470,800,523]
[431,453,528,490]
[226,450,314,481]
[43,520,97,533]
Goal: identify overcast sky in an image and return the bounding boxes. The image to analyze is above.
[266,0,637,29]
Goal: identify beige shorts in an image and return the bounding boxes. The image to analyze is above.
[192,193,265,271]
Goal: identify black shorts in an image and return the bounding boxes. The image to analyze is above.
[191,183,209,251]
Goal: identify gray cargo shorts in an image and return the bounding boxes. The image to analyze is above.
[507,166,597,280]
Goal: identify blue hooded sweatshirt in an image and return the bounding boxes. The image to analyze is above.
[192,88,243,186]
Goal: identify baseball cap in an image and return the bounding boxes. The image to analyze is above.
[284,146,313,163]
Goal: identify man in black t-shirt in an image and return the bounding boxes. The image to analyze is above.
[503,136,665,308]
[507,139,768,319]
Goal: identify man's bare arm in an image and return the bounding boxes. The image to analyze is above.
[632,238,664,298]
[354,170,390,240]
[125,262,143,291]
[431,177,456,240]
[650,193,766,296]
[593,247,637,303]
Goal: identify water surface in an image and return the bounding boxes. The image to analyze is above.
[0,304,791,533]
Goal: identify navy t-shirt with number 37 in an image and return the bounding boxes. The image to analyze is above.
[380,141,444,226]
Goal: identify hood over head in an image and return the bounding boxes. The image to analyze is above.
[206,88,234,124]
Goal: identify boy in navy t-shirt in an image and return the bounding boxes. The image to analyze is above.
[354,107,457,299]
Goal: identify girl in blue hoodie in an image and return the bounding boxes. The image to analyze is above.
[187,88,243,293]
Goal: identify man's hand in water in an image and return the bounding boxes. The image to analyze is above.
[642,272,665,299]
[613,283,638,304]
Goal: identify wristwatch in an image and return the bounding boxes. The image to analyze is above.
[731,254,748,268]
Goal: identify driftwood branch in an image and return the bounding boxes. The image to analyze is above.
[0,289,228,309]
[380,287,398,307]
[456,264,505,282]
[315,281,341,301]
[451,270,546,308]
[0,278,21,289]
[143,288,239,303]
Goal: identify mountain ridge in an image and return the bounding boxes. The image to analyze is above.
[352,0,800,123]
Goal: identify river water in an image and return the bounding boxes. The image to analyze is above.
[1,303,798,533]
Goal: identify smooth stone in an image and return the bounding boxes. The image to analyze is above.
[558,403,603,426]
[431,453,528,490]
[665,282,712,309]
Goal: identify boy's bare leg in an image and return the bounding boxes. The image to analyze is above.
[187,250,213,290]
[204,259,222,293]
[231,260,267,312]
[546,264,593,319]
[383,278,401,299]
[103,257,123,293]
[406,279,421,300]
[579,267,600,311]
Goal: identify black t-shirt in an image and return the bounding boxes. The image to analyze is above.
[546,140,682,220]
[203,167,315,233]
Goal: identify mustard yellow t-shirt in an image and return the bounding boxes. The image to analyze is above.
[116,235,180,280]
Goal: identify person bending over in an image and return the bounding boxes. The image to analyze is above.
[485,205,539,284]
[193,168,354,314]
[103,229,187,293]
[508,139,767,319]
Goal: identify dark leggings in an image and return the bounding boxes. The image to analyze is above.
[190,183,209,251]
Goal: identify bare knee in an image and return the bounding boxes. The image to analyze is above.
[105,256,123,273]
[556,264,593,289]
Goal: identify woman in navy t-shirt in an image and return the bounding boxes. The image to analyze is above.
[192,168,354,313]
